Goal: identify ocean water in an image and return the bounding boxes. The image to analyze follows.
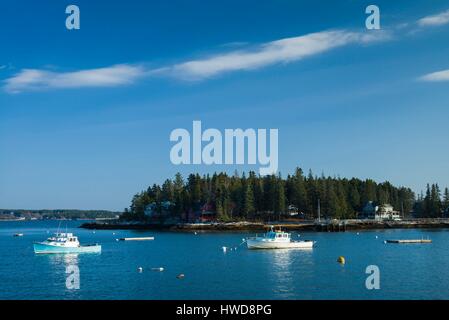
[0,220,448,300]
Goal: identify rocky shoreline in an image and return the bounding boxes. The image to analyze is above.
[80,218,449,232]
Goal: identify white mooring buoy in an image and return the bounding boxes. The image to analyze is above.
[151,267,164,272]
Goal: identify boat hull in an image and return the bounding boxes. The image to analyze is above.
[33,242,101,254]
[246,239,315,249]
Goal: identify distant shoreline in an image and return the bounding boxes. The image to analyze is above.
[80,218,449,232]
[0,218,117,222]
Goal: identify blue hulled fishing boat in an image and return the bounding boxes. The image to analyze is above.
[34,232,101,254]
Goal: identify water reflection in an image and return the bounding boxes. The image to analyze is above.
[256,248,314,298]
[49,253,79,267]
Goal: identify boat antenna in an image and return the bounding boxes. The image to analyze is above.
[57,220,62,234]
[317,198,321,222]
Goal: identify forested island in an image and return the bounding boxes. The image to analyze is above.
[0,209,120,221]
[119,168,449,223]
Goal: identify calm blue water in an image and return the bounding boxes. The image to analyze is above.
[0,220,448,300]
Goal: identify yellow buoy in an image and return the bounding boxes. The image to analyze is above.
[337,256,346,264]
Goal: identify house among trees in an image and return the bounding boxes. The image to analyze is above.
[144,201,173,218]
[376,204,400,220]
[361,201,378,219]
[444,206,449,218]
[287,205,299,216]
[360,201,400,220]
[198,203,216,222]
[287,205,305,218]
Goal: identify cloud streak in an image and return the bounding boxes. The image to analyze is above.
[419,69,449,82]
[167,30,388,80]
[4,64,145,93]
[417,9,449,27]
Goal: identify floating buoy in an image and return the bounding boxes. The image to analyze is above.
[194,232,198,235]
[337,256,346,264]
[356,232,360,235]
[176,273,185,279]
[115,238,119,241]
[375,235,378,239]
[384,240,387,244]
[151,267,164,272]
[137,267,143,272]
[222,246,227,253]
[113,232,116,235]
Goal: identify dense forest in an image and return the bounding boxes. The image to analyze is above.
[122,168,449,222]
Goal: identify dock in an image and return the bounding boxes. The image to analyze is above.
[118,237,154,241]
[386,239,432,244]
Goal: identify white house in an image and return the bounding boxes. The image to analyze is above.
[361,202,400,220]
[375,204,401,220]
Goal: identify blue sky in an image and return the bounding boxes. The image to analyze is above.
[1,0,449,210]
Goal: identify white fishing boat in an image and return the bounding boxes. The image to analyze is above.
[34,232,101,254]
[246,226,315,249]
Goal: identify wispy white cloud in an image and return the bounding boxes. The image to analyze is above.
[3,29,389,93]
[166,30,389,80]
[419,69,449,82]
[417,9,449,27]
[4,64,145,93]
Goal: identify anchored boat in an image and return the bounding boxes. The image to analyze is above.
[246,226,315,249]
[34,232,101,254]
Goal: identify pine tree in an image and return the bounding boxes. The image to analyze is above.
[274,175,286,219]
[292,167,308,215]
[444,188,449,210]
[242,181,255,218]
[161,179,174,202]
[430,184,442,217]
[349,184,361,212]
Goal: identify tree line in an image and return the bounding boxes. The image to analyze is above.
[414,184,449,218]
[122,168,448,222]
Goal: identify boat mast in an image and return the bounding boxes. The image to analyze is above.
[401,201,404,219]
[317,198,321,222]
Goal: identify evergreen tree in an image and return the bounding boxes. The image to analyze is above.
[274,175,286,219]
[444,188,449,210]
[242,181,255,218]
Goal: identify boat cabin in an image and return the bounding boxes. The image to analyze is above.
[265,227,291,240]
[47,233,79,244]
